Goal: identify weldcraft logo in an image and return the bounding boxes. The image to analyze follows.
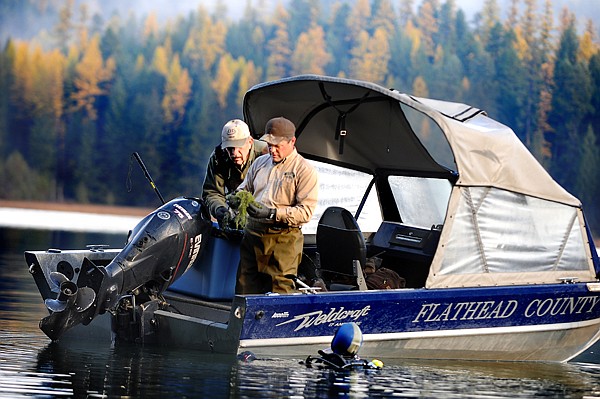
[276,306,371,332]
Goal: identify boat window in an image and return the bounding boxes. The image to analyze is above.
[437,186,589,276]
[388,176,451,228]
[306,160,382,235]
[400,103,456,172]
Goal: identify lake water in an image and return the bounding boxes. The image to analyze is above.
[2,226,600,398]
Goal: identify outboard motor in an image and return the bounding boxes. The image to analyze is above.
[33,197,212,341]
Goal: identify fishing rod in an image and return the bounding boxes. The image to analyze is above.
[132,152,166,205]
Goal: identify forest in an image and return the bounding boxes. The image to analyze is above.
[0,0,599,236]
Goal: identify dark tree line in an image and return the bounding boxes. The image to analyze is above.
[0,0,599,235]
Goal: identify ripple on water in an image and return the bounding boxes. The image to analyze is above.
[0,333,74,397]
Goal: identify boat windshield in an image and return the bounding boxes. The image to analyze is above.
[305,160,382,235]
[389,176,452,229]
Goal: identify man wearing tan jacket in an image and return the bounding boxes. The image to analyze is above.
[236,117,318,294]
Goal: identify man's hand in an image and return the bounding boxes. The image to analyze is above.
[226,193,242,210]
[214,206,228,222]
[247,202,276,220]
[215,206,237,230]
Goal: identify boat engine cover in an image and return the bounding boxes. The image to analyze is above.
[108,197,213,295]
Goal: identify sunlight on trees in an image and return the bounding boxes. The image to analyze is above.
[1,0,599,234]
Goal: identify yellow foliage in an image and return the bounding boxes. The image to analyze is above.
[405,21,421,60]
[12,42,34,106]
[266,4,291,80]
[71,35,115,120]
[143,12,159,39]
[135,54,145,72]
[211,55,235,109]
[412,76,428,97]
[349,28,390,84]
[461,77,470,93]
[579,28,598,63]
[291,24,331,75]
[183,8,226,72]
[31,48,65,119]
[162,54,192,125]
[347,0,371,43]
[237,60,261,106]
[152,46,169,76]
[513,26,531,62]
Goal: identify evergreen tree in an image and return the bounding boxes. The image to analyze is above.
[488,24,526,136]
[371,0,396,39]
[575,125,600,231]
[547,16,593,190]
[480,0,500,46]
[0,40,16,159]
[416,0,438,61]
[588,52,600,130]
[398,0,414,26]
[287,0,319,44]
[324,2,351,77]
[438,0,456,51]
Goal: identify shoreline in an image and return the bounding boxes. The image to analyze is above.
[0,200,154,217]
[1,200,599,248]
[0,200,154,234]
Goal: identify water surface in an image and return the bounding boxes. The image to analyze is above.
[2,227,600,398]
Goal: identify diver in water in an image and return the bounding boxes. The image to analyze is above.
[302,322,383,371]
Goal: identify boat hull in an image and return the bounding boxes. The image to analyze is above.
[150,283,600,362]
[27,243,600,362]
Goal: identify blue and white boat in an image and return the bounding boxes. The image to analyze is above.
[26,75,600,362]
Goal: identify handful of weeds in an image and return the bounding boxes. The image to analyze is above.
[225,191,259,229]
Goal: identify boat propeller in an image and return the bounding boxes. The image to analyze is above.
[44,272,96,313]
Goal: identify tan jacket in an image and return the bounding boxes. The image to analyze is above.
[238,148,318,227]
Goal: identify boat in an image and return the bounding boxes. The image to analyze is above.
[25,74,600,362]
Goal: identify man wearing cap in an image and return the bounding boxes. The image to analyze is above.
[235,117,318,294]
[202,119,268,227]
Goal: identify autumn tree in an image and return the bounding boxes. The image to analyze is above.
[416,0,438,61]
[290,24,330,75]
[579,20,598,62]
[70,35,115,120]
[183,6,226,72]
[371,0,396,38]
[211,54,236,110]
[162,54,192,127]
[237,60,261,106]
[266,4,292,80]
[349,28,390,84]
[288,0,320,44]
[532,0,554,162]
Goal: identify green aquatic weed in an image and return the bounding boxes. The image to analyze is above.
[226,191,258,229]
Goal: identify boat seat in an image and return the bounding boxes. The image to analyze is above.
[316,206,368,291]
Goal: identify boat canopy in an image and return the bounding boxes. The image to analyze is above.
[243,75,598,287]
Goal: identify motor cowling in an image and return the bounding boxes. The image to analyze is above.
[38,197,213,341]
[107,197,213,297]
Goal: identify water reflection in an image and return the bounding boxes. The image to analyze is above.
[34,342,236,398]
[2,226,600,398]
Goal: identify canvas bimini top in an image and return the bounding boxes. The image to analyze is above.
[243,75,599,288]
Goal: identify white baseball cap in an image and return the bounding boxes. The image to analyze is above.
[221,119,250,148]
